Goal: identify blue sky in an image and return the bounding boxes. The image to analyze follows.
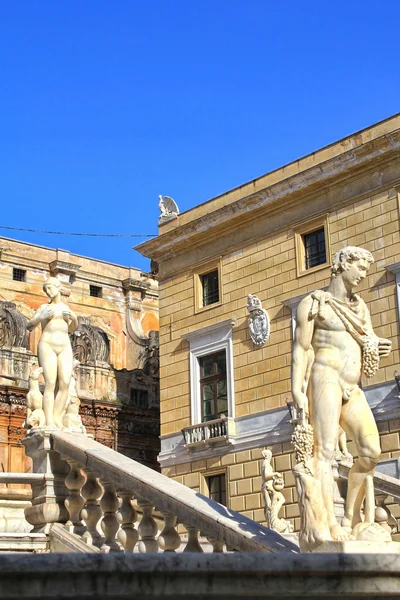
[0,1,399,272]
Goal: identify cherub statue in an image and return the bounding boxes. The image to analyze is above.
[261,448,294,534]
[24,365,45,429]
[27,277,78,428]
[62,359,86,433]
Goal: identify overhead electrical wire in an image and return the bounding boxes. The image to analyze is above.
[0,225,156,238]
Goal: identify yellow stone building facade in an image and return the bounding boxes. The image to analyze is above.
[137,114,400,536]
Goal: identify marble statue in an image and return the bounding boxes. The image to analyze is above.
[247,294,270,346]
[27,277,78,428]
[291,246,392,551]
[158,195,179,225]
[261,448,294,534]
[24,365,45,428]
[62,359,86,433]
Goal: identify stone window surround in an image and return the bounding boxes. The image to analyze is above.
[182,319,235,426]
[193,257,223,314]
[386,262,400,324]
[294,214,331,278]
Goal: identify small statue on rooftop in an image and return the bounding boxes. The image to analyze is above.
[158,195,179,225]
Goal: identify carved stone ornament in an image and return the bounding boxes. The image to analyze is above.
[0,301,29,349]
[71,317,110,364]
[158,195,179,225]
[246,294,270,346]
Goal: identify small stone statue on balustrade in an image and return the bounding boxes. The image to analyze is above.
[261,448,293,534]
[26,277,78,429]
[291,246,393,551]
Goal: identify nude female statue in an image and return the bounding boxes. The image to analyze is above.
[27,277,78,427]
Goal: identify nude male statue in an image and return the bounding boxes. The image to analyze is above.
[292,246,391,544]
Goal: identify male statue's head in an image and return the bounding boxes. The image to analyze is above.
[331,246,374,291]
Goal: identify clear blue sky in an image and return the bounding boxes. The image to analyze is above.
[0,1,399,272]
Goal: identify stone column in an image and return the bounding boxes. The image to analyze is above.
[21,431,69,533]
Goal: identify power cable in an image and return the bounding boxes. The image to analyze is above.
[0,225,156,238]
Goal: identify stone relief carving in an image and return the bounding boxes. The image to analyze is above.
[143,331,160,377]
[261,448,293,534]
[246,294,270,346]
[70,316,110,365]
[0,301,29,349]
[158,195,179,225]
[291,246,392,551]
[26,277,78,429]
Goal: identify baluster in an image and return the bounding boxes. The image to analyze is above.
[117,492,138,552]
[207,536,224,552]
[137,497,158,553]
[158,511,181,552]
[205,425,210,440]
[100,477,121,552]
[64,459,86,534]
[81,468,103,547]
[183,525,203,552]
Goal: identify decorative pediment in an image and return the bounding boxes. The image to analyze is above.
[0,301,29,349]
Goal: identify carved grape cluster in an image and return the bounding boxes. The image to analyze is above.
[363,337,379,378]
[292,424,314,464]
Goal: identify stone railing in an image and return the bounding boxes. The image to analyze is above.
[21,430,298,554]
[181,415,235,450]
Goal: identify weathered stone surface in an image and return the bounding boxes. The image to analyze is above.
[0,553,400,598]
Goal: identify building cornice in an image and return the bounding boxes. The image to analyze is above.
[136,128,400,263]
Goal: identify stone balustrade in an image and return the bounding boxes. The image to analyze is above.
[181,415,235,450]
[21,430,298,554]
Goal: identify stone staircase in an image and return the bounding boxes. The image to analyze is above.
[0,430,298,555]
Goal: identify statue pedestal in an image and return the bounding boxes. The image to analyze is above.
[21,430,69,533]
[313,540,400,553]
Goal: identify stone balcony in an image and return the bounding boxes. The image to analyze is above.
[181,415,235,452]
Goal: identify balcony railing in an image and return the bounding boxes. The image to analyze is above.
[182,415,235,450]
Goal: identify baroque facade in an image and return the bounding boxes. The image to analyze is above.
[137,114,400,539]
[0,238,160,475]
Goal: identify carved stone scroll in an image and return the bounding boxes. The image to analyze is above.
[71,317,110,364]
[0,302,29,349]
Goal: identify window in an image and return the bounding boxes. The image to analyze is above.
[294,214,330,277]
[89,285,102,298]
[199,351,227,422]
[206,474,226,506]
[193,259,222,313]
[182,319,235,426]
[304,228,326,269]
[13,268,26,282]
[130,388,148,408]
[201,270,219,306]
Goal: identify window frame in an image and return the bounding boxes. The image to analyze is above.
[294,214,331,277]
[89,284,103,298]
[206,473,227,506]
[193,258,222,313]
[182,319,235,426]
[199,350,228,422]
[12,268,26,282]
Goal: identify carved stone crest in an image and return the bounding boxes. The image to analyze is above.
[246,294,270,346]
